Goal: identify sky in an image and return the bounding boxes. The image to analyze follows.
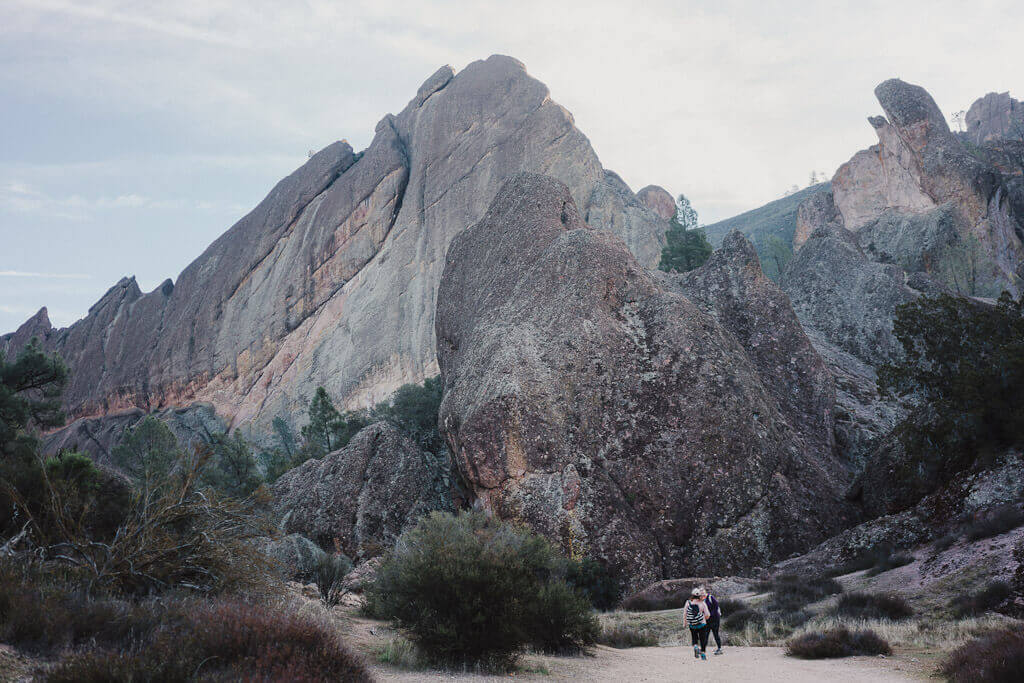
[1,0,1021,334]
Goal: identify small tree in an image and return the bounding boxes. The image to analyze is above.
[111,416,182,487]
[272,416,297,458]
[202,432,263,499]
[657,194,712,273]
[302,387,343,452]
[371,376,445,453]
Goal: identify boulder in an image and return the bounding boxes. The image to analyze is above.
[636,185,677,221]
[436,173,851,588]
[272,422,452,560]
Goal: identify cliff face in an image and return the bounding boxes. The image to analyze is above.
[2,55,669,438]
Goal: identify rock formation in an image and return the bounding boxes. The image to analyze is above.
[273,422,452,559]
[966,92,1024,145]
[435,173,852,587]
[1,55,669,442]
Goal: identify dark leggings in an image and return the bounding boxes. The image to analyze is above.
[708,616,721,648]
[690,625,710,652]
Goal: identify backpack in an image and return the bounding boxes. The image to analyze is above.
[685,601,706,629]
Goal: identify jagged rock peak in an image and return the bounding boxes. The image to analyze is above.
[437,173,850,587]
[966,91,1024,145]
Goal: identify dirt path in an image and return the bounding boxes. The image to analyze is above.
[370,644,925,682]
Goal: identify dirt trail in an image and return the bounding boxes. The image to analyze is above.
[370,644,924,682]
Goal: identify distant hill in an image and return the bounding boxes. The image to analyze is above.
[703,182,830,279]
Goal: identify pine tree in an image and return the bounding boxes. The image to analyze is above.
[657,194,712,273]
[302,386,343,453]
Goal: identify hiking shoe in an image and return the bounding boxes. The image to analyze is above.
[714,648,723,655]
[693,645,700,658]
[700,652,707,660]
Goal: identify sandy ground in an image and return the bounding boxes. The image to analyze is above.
[368,644,926,682]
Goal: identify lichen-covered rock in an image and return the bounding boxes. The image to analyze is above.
[436,173,851,588]
[782,220,917,368]
[272,422,452,560]
[2,55,669,443]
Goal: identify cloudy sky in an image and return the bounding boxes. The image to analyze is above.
[1,0,1021,333]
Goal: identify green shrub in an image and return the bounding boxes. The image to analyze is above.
[597,622,659,648]
[956,580,1013,617]
[865,549,915,576]
[367,510,597,669]
[940,628,1024,682]
[313,553,353,607]
[836,592,914,620]
[763,574,842,612]
[932,532,959,552]
[787,628,891,658]
[717,597,747,615]
[375,636,424,670]
[965,504,1024,541]
[566,557,622,611]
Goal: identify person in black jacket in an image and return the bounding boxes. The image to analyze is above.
[702,587,724,654]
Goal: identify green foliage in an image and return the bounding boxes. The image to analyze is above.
[110,416,181,486]
[878,292,1024,494]
[201,432,263,498]
[367,510,597,669]
[272,416,297,457]
[300,386,368,454]
[956,580,1013,617]
[657,195,712,273]
[761,235,794,280]
[566,556,622,611]
[372,376,445,454]
[313,553,353,607]
[0,339,68,535]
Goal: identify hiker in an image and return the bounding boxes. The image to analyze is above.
[702,587,724,655]
[684,587,711,660]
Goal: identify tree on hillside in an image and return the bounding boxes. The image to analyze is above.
[0,340,68,535]
[372,376,445,453]
[300,386,368,455]
[657,194,712,273]
[111,416,183,488]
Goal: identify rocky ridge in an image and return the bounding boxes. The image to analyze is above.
[1,55,671,443]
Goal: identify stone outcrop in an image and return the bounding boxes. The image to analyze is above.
[40,404,225,468]
[1,56,669,441]
[636,185,676,221]
[435,173,852,588]
[273,422,452,559]
[793,190,842,251]
[966,92,1024,145]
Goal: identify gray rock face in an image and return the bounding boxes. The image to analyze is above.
[782,221,917,368]
[40,403,225,468]
[436,173,851,588]
[2,55,669,441]
[273,422,452,559]
[636,185,676,221]
[966,92,1024,145]
[793,190,842,251]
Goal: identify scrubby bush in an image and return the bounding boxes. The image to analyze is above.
[865,549,915,576]
[723,607,764,631]
[620,591,689,612]
[367,511,597,669]
[836,592,914,620]
[717,597,747,615]
[956,580,1013,617]
[313,553,353,607]
[787,628,892,658]
[763,574,843,612]
[933,532,959,552]
[597,622,659,648]
[566,556,622,611]
[375,636,424,670]
[44,598,372,682]
[965,504,1024,541]
[940,628,1024,682]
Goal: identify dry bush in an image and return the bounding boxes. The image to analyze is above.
[597,622,659,648]
[29,446,272,595]
[836,592,914,620]
[965,504,1024,541]
[786,627,891,658]
[313,553,352,607]
[956,580,1013,617]
[44,598,372,682]
[940,627,1024,682]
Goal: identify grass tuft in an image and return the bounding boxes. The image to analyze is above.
[786,627,891,658]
